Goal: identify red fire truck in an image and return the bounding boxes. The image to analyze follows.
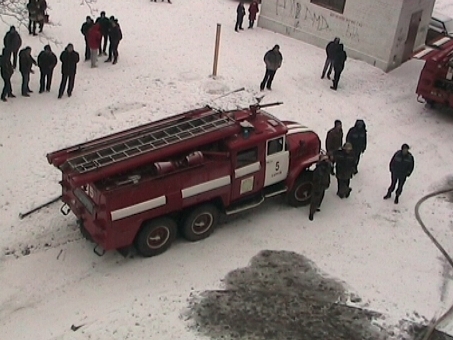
[47,102,321,257]
[414,37,453,108]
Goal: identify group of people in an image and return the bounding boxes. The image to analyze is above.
[27,0,48,36]
[321,37,348,90]
[0,7,123,102]
[235,1,260,32]
[308,119,415,220]
[80,12,123,68]
[0,35,80,101]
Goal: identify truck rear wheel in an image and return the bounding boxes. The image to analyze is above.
[135,217,177,257]
[286,171,313,207]
[182,204,219,242]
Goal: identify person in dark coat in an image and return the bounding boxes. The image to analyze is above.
[235,1,246,32]
[58,43,80,98]
[106,18,122,64]
[260,44,283,91]
[18,46,37,96]
[81,16,94,61]
[3,26,22,69]
[309,155,331,221]
[248,1,259,29]
[1,48,15,102]
[321,37,339,79]
[331,43,347,90]
[333,142,355,198]
[37,45,57,93]
[36,0,47,33]
[27,0,38,36]
[346,119,367,174]
[325,119,343,175]
[95,11,110,56]
[383,144,414,204]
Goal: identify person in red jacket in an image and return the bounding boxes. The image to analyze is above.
[248,0,259,29]
[87,23,102,68]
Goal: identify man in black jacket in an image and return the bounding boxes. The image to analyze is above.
[38,45,57,93]
[346,119,367,174]
[1,48,15,102]
[331,43,347,90]
[27,0,38,36]
[3,26,22,69]
[19,46,37,96]
[309,155,331,221]
[81,16,94,61]
[321,37,339,79]
[106,18,122,64]
[333,142,356,198]
[58,44,80,98]
[260,45,283,91]
[383,144,414,204]
[235,1,246,32]
[95,11,110,56]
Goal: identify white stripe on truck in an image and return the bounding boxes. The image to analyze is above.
[182,175,231,198]
[111,195,167,221]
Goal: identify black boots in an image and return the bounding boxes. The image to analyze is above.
[383,192,399,204]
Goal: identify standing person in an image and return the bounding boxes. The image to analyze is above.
[1,48,15,102]
[308,155,331,221]
[321,37,339,79]
[27,0,38,36]
[87,23,102,68]
[333,142,355,198]
[325,119,343,175]
[248,0,259,29]
[58,43,80,99]
[3,26,22,69]
[331,43,347,90]
[81,16,94,61]
[106,18,122,64]
[36,0,47,33]
[37,45,57,93]
[383,144,414,204]
[346,119,367,174]
[260,44,282,91]
[18,46,37,97]
[235,1,246,32]
[95,11,110,56]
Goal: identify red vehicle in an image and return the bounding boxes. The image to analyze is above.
[47,102,321,257]
[414,37,453,107]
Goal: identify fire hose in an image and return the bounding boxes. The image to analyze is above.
[414,187,453,340]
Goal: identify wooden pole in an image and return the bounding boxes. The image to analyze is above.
[212,23,221,77]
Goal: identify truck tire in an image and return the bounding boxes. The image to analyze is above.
[135,217,177,257]
[286,171,313,207]
[182,204,219,242]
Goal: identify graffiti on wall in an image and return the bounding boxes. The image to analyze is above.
[330,12,362,43]
[276,0,330,31]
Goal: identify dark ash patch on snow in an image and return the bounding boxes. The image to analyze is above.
[183,250,453,340]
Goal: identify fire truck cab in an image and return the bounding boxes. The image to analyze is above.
[47,103,321,257]
[414,37,453,108]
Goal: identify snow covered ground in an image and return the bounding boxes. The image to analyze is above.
[1,0,453,338]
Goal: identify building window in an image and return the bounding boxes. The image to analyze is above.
[310,0,346,14]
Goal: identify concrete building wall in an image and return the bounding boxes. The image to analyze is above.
[258,0,436,71]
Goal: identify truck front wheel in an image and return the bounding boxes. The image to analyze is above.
[182,204,219,242]
[135,217,177,257]
[286,171,313,207]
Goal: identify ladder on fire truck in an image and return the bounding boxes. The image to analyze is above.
[66,111,236,175]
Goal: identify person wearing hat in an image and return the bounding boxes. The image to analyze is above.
[95,11,110,56]
[260,44,283,91]
[105,17,122,64]
[18,46,37,97]
[1,47,15,102]
[321,37,340,80]
[58,43,80,98]
[37,44,57,93]
[383,144,414,204]
[333,142,356,198]
[331,43,347,91]
[346,119,367,174]
[3,26,22,69]
[80,16,94,61]
[325,119,343,175]
[309,155,331,221]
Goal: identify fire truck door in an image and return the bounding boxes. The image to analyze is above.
[264,136,289,187]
